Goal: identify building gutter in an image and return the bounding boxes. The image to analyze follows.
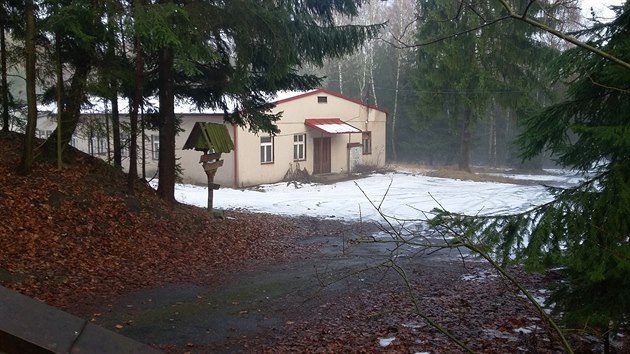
[232,124,239,188]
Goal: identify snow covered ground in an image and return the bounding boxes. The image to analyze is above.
[166,170,581,223]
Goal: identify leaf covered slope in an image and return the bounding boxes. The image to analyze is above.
[0,132,302,314]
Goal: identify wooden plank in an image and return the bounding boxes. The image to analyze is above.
[199,153,222,163]
[203,160,224,172]
[203,160,223,173]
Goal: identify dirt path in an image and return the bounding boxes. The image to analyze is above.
[86,218,578,353]
[87,218,463,352]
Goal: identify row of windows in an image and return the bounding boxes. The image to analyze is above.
[36,129,78,148]
[260,132,371,164]
[34,130,372,164]
[36,129,140,158]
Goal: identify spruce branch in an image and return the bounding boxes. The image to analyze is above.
[496,0,630,72]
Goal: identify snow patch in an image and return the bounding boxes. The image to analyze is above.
[513,327,533,334]
[461,270,499,282]
[483,329,518,341]
[378,337,396,347]
[159,172,573,222]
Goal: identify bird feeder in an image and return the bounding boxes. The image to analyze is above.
[182,122,234,213]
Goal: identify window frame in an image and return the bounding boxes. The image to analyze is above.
[120,133,130,157]
[293,133,306,161]
[317,96,328,104]
[89,135,107,156]
[151,134,160,160]
[362,131,372,155]
[260,135,274,164]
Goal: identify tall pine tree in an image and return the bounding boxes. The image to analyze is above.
[517,3,630,339]
[133,0,382,204]
[432,2,630,347]
[413,0,560,170]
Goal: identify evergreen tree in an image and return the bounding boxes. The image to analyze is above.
[413,1,492,171]
[38,0,110,160]
[432,3,630,346]
[517,3,630,339]
[16,0,37,175]
[0,0,22,133]
[132,0,382,204]
[413,0,560,170]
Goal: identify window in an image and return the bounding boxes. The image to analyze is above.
[293,134,306,161]
[89,136,107,156]
[151,134,160,160]
[317,96,328,104]
[362,132,372,155]
[121,134,130,157]
[98,137,107,155]
[260,135,274,164]
[89,136,96,155]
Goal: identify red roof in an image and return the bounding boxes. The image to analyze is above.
[304,119,362,134]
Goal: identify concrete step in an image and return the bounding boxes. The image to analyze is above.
[0,286,162,354]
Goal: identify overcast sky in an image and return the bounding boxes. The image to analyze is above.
[581,0,623,19]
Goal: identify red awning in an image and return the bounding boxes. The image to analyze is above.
[304,118,362,134]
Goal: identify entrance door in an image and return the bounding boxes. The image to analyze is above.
[350,145,362,172]
[313,137,331,174]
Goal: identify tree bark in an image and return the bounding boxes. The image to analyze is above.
[390,48,402,161]
[458,106,472,172]
[488,105,497,167]
[337,61,343,95]
[127,31,142,193]
[17,0,37,175]
[1,23,9,132]
[156,45,176,205]
[111,90,121,166]
[55,33,64,169]
[41,61,91,159]
[107,0,121,167]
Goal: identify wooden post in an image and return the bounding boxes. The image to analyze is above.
[206,168,218,210]
[201,152,223,212]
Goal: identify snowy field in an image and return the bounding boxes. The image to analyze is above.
[166,170,581,223]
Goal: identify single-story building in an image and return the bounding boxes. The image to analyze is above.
[35,88,387,187]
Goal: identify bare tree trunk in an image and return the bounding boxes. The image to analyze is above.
[105,103,111,160]
[458,106,472,172]
[55,33,64,169]
[390,49,401,161]
[17,0,37,175]
[359,46,367,101]
[127,24,142,193]
[368,44,377,106]
[141,105,146,179]
[111,92,121,166]
[337,61,343,95]
[387,0,415,161]
[1,24,9,132]
[41,61,91,159]
[488,104,497,167]
[156,45,176,205]
[107,0,122,167]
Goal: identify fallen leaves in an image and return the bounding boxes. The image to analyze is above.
[0,133,306,316]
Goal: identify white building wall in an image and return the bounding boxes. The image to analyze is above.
[234,89,387,186]
[34,89,386,188]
